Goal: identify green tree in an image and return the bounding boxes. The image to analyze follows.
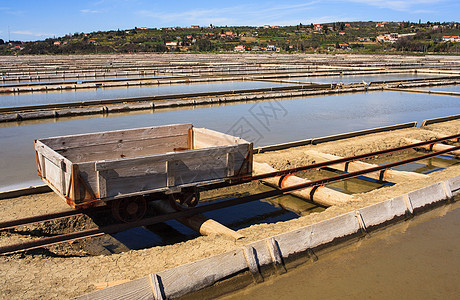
[196,39,213,51]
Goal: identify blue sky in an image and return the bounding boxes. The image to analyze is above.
[1,0,459,41]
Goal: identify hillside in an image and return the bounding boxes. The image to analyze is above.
[1,21,459,55]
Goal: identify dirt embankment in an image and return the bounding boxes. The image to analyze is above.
[0,119,459,300]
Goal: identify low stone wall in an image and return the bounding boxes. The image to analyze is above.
[76,176,459,299]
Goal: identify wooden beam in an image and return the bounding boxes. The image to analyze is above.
[253,162,352,207]
[305,150,428,182]
[404,138,460,157]
[150,199,244,240]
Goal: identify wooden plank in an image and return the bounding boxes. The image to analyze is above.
[0,185,51,200]
[40,154,46,179]
[421,114,460,127]
[44,157,64,194]
[266,237,286,274]
[305,150,427,182]
[227,153,234,177]
[94,279,131,290]
[158,249,247,298]
[35,139,69,167]
[166,161,175,187]
[193,127,243,149]
[59,135,189,163]
[95,144,245,171]
[310,122,418,145]
[41,123,192,151]
[102,162,167,198]
[97,170,107,199]
[242,246,263,283]
[188,127,194,150]
[75,162,96,203]
[75,276,154,300]
[60,159,66,196]
[71,164,81,202]
[194,127,246,145]
[405,138,460,156]
[98,145,250,198]
[149,274,164,300]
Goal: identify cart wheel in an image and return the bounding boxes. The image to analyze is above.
[169,188,200,211]
[111,195,147,223]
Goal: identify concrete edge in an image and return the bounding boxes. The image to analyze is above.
[255,122,417,153]
[311,122,417,145]
[2,79,458,124]
[0,121,413,199]
[420,114,460,127]
[74,175,459,300]
[0,185,50,200]
[2,114,456,200]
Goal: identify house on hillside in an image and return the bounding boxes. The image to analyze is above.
[338,43,352,50]
[266,44,277,51]
[234,45,245,52]
[443,36,460,42]
[165,41,181,49]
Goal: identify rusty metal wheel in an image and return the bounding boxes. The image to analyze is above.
[111,195,147,223]
[168,188,200,211]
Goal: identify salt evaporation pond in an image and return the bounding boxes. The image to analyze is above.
[0,90,459,191]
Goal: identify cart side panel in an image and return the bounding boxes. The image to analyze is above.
[94,143,252,200]
[34,140,72,199]
[76,161,99,204]
[193,127,244,148]
[58,134,190,163]
[41,123,193,151]
[98,161,167,199]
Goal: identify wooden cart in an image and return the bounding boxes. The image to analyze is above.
[34,124,253,221]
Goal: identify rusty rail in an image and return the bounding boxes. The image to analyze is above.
[1,137,459,255]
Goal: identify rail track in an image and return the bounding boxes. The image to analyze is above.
[1,135,459,255]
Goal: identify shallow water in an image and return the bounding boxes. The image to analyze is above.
[294,73,441,84]
[0,80,291,108]
[86,186,305,254]
[221,200,460,300]
[0,75,166,87]
[418,85,460,93]
[0,90,458,191]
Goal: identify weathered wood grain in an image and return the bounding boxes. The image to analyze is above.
[59,135,189,163]
[36,124,251,202]
[41,123,192,150]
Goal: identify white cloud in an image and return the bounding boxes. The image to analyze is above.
[137,1,319,26]
[12,30,57,37]
[0,6,24,16]
[80,9,100,14]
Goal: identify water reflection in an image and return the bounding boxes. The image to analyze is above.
[295,73,441,84]
[0,80,291,108]
[0,90,459,191]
